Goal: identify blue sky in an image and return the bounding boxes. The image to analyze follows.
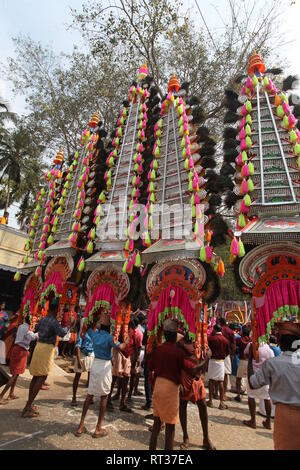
[0,0,299,228]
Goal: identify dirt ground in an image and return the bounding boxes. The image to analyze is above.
[0,358,274,451]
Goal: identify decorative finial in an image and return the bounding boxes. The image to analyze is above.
[138,64,148,81]
[54,147,64,165]
[248,51,265,76]
[89,111,99,128]
[168,74,180,93]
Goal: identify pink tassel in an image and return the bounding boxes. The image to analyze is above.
[143,112,147,120]
[205,244,213,262]
[129,239,134,252]
[232,238,239,256]
[126,260,132,272]
[246,77,253,89]
[135,189,140,198]
[44,216,49,225]
[75,209,81,218]
[272,84,277,94]
[142,120,146,129]
[194,193,200,204]
[138,164,143,173]
[135,176,140,186]
[196,204,201,218]
[70,233,77,244]
[46,207,51,215]
[148,170,152,181]
[241,104,247,116]
[78,180,83,189]
[167,92,172,101]
[240,200,249,214]
[188,157,194,169]
[242,179,248,194]
[282,102,290,114]
[179,97,183,105]
[41,234,46,242]
[241,85,246,96]
[136,153,142,164]
[132,252,137,265]
[140,130,145,140]
[50,182,54,189]
[242,163,249,177]
[185,136,190,145]
[51,168,55,175]
[186,146,191,156]
[239,127,246,139]
[104,171,108,181]
[240,118,246,129]
[240,139,247,151]
[139,144,143,152]
[83,157,88,166]
[237,153,243,166]
[154,122,158,132]
[288,114,296,126]
[142,103,147,112]
[74,222,79,232]
[184,123,189,132]
[193,178,198,190]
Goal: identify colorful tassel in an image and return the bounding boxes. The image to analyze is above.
[77,257,85,272]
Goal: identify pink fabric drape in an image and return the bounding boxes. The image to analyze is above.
[21,287,35,313]
[42,271,63,295]
[84,283,118,320]
[256,279,300,338]
[148,286,196,333]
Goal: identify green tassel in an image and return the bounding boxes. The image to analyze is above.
[184,159,189,170]
[59,197,64,206]
[238,239,245,257]
[14,271,21,282]
[67,174,72,181]
[87,241,94,254]
[153,159,158,171]
[145,232,151,246]
[99,191,106,203]
[156,139,161,148]
[125,239,130,251]
[158,119,162,129]
[242,151,248,163]
[263,76,269,88]
[246,114,252,125]
[41,188,46,196]
[148,216,153,229]
[179,125,184,136]
[78,258,85,272]
[52,225,57,234]
[33,213,38,221]
[23,255,29,265]
[129,200,134,209]
[248,162,254,176]
[113,149,118,158]
[154,146,160,157]
[282,115,289,129]
[149,203,153,215]
[132,188,136,198]
[281,93,288,103]
[188,171,193,181]
[123,261,128,273]
[290,130,297,143]
[62,189,67,197]
[245,124,252,136]
[64,181,70,189]
[244,194,251,207]
[181,137,185,148]
[200,246,206,262]
[238,213,246,228]
[178,116,183,126]
[149,182,155,192]
[120,117,124,126]
[190,194,195,205]
[192,205,196,218]
[298,156,300,169]
[151,170,156,180]
[29,229,35,238]
[129,214,134,223]
[95,216,100,225]
[115,137,120,147]
[252,75,258,87]
[247,178,254,192]
[69,164,74,172]
[188,180,193,192]
[245,100,252,113]
[109,157,114,167]
[276,105,284,118]
[245,136,252,149]
[47,234,54,245]
[294,143,300,156]
[150,193,155,203]
[134,253,141,268]
[193,221,199,235]
[132,175,136,186]
[38,250,44,261]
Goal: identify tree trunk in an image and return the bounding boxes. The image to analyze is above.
[5,179,10,212]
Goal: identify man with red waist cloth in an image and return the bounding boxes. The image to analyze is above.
[148,319,208,450]
[177,333,215,450]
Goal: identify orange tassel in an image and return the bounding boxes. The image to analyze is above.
[274,94,281,107]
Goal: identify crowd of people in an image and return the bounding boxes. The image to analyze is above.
[0,298,300,451]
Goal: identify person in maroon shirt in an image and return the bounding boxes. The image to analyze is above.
[235,326,251,402]
[218,317,236,398]
[207,325,230,410]
[148,319,203,450]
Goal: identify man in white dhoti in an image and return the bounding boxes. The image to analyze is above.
[207,325,230,410]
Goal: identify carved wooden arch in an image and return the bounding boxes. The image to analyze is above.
[18,273,43,325]
[86,263,130,304]
[44,254,74,283]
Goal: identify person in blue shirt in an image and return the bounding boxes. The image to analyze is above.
[71,325,95,406]
[269,335,281,357]
[75,310,127,438]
